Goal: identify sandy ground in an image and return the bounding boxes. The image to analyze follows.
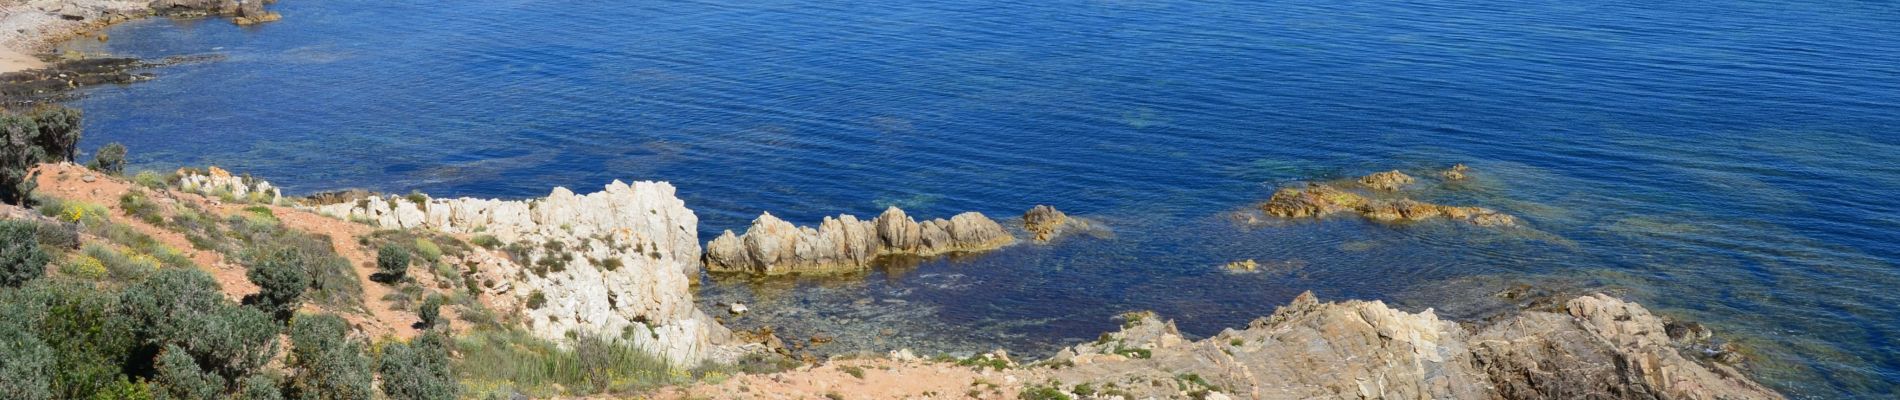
[0,0,148,73]
[31,162,427,339]
[658,358,1035,400]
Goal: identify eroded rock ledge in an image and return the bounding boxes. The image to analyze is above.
[703,207,1013,275]
[306,182,743,364]
[1034,292,1782,400]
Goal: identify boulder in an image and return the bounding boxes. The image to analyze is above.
[1442,163,1471,180]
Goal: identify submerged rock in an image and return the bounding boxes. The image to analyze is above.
[1,58,153,107]
[1222,259,1259,273]
[703,207,1013,275]
[1442,163,1471,180]
[1037,292,1783,400]
[1262,180,1517,227]
[1357,169,1415,191]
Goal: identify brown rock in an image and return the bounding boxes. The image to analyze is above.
[1358,170,1416,191]
[1442,163,1471,180]
[1021,204,1069,242]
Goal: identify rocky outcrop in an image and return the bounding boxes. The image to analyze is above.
[306,181,745,364]
[1263,182,1517,227]
[702,207,1014,275]
[1357,170,1415,191]
[1022,204,1093,243]
[1031,292,1782,400]
[1,58,151,107]
[148,0,280,24]
[176,166,280,204]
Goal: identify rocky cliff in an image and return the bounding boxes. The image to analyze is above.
[306,181,743,364]
[702,207,1014,275]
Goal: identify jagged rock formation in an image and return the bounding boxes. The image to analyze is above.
[1022,204,1094,243]
[1031,292,1781,400]
[176,166,280,204]
[1357,170,1415,191]
[702,207,1013,275]
[306,181,744,364]
[1263,176,1517,227]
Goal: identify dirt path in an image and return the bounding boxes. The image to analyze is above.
[265,206,418,339]
[658,359,1029,400]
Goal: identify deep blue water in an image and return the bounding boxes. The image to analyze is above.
[56,0,1900,397]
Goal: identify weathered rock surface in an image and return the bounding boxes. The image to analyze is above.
[703,207,1014,275]
[148,0,279,24]
[1022,204,1093,242]
[1,57,151,107]
[1442,163,1471,180]
[1357,170,1416,191]
[1263,182,1517,227]
[1033,292,1782,400]
[176,165,280,204]
[306,181,747,364]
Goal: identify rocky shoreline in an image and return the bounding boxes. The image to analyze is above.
[1,0,282,106]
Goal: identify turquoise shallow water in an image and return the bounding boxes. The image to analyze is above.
[55,0,1900,397]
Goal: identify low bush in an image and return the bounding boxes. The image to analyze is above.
[119,191,165,225]
[132,170,167,190]
[376,244,410,283]
[378,331,456,400]
[88,142,126,175]
[244,247,312,322]
[287,314,374,400]
[1,220,52,287]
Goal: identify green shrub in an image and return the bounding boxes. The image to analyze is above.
[119,191,165,225]
[133,170,167,189]
[122,268,281,382]
[89,142,127,175]
[417,295,445,329]
[83,244,155,282]
[27,106,82,163]
[376,244,410,283]
[236,373,284,400]
[1,114,42,206]
[30,221,78,250]
[287,314,373,400]
[154,344,226,400]
[1019,384,1073,400]
[0,278,138,399]
[526,290,547,310]
[470,235,502,249]
[56,255,106,280]
[244,247,312,321]
[377,331,457,400]
[0,322,55,400]
[414,238,442,263]
[1,220,51,287]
